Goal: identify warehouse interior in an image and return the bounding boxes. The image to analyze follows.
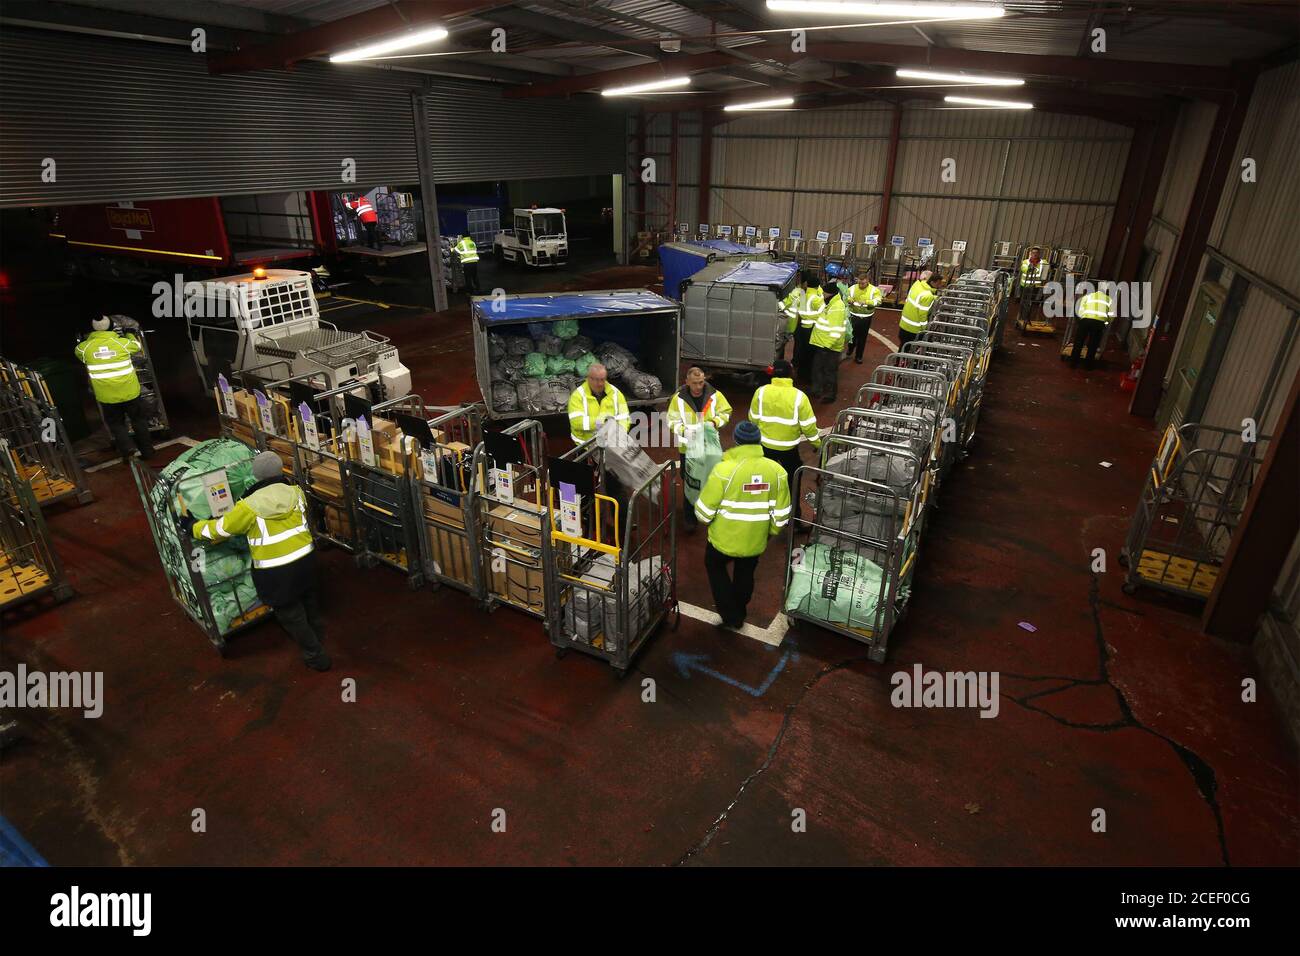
[1,0,1298,872]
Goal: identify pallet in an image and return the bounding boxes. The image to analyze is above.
[1135,549,1219,597]
[0,558,53,607]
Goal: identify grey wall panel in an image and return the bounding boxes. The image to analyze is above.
[724,106,894,139]
[794,136,889,193]
[894,137,1006,196]
[791,191,883,240]
[1202,289,1300,434]
[889,196,997,261]
[902,108,1130,141]
[709,188,795,230]
[1001,139,1128,202]
[1153,99,1216,227]
[1211,61,1300,301]
[0,27,423,206]
[422,81,625,182]
[715,137,799,190]
[994,200,1115,257]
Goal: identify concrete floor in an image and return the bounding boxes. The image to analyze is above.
[2,267,1297,866]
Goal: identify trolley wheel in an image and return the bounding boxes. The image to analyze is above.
[868,644,886,664]
[52,584,75,603]
[554,647,568,660]
[1121,581,1139,596]
[671,603,681,631]
[613,666,628,679]
[356,553,378,570]
[407,575,423,591]
[214,637,229,658]
[1117,552,1130,569]
[76,490,95,505]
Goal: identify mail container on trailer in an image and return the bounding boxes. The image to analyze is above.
[472,289,682,420]
[658,239,776,301]
[680,259,801,373]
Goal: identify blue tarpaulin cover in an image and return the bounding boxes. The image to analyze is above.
[715,259,799,289]
[474,290,676,327]
[659,240,760,301]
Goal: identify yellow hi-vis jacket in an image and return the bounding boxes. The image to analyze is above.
[666,384,732,453]
[797,286,826,330]
[845,282,884,319]
[567,380,630,444]
[810,294,853,351]
[1019,258,1047,286]
[749,378,821,451]
[694,444,791,558]
[74,330,142,404]
[899,279,937,335]
[781,286,804,334]
[192,482,314,571]
[1076,290,1115,323]
[455,236,479,263]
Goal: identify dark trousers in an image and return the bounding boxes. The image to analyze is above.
[462,262,480,294]
[705,542,759,627]
[898,328,919,349]
[765,445,806,523]
[101,396,154,458]
[793,325,813,382]
[850,315,873,361]
[810,346,841,402]
[274,587,328,665]
[1071,318,1106,368]
[362,220,380,249]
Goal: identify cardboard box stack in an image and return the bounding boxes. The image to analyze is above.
[486,503,545,614]
[423,490,475,587]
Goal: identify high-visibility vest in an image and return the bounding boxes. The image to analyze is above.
[74,330,142,404]
[567,381,629,444]
[845,282,884,319]
[694,444,791,558]
[899,280,937,335]
[797,287,826,329]
[348,197,377,223]
[1076,290,1114,323]
[749,378,821,451]
[781,287,804,334]
[666,386,732,452]
[455,237,479,264]
[193,482,314,571]
[1019,258,1047,286]
[810,294,852,350]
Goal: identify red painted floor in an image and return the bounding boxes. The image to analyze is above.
[2,280,1297,866]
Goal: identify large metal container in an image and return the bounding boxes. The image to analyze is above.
[472,290,681,420]
[658,239,774,301]
[680,259,800,373]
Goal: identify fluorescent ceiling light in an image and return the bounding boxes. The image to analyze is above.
[724,96,797,111]
[330,26,449,63]
[602,76,692,96]
[944,94,1033,109]
[897,68,1023,86]
[766,2,1004,19]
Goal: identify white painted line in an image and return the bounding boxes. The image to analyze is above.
[678,600,788,648]
[85,436,198,472]
[870,328,899,352]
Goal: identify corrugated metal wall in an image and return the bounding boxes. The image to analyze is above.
[0,28,422,205]
[1184,61,1300,440]
[638,103,1132,262]
[0,27,629,207]
[423,80,626,182]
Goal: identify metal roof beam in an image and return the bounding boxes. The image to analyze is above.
[207,0,502,74]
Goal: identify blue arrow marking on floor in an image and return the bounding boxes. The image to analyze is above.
[671,646,796,697]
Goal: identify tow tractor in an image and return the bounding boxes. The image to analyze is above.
[186,268,411,400]
[493,207,568,267]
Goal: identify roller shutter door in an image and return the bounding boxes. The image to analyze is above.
[0,28,421,207]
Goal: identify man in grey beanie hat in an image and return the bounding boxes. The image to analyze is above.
[74,315,155,461]
[189,449,330,670]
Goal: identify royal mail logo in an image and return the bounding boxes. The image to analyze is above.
[742,474,770,493]
[106,206,154,232]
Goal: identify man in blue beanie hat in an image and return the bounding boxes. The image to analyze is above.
[693,419,791,629]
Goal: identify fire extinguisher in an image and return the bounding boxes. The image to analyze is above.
[1122,324,1155,392]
